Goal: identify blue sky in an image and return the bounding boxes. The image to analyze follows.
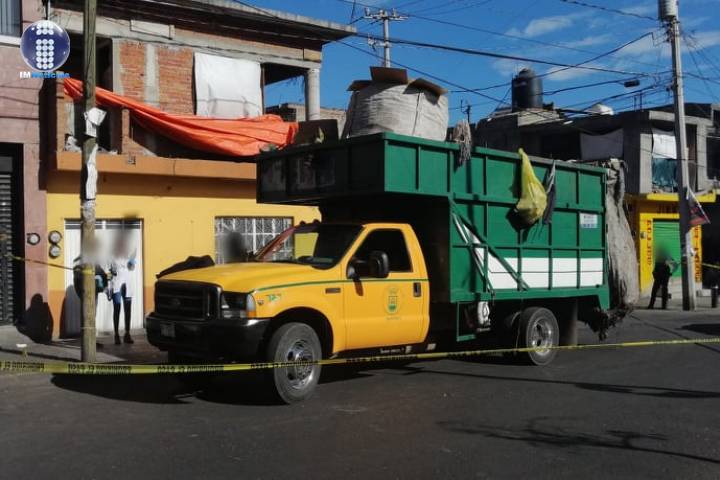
[256,0,720,123]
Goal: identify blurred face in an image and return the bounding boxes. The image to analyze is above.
[114,235,129,256]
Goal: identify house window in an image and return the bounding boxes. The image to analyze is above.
[0,0,21,37]
[215,216,292,264]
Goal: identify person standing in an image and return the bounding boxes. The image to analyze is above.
[647,247,678,310]
[72,237,109,348]
[109,233,137,345]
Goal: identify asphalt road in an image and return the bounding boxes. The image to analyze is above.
[2,308,720,480]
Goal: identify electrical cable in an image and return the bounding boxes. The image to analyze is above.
[557,0,657,21]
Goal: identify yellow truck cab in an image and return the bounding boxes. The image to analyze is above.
[147,221,431,402]
[147,133,615,403]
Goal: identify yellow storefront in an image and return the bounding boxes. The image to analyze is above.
[45,169,318,338]
[627,192,715,294]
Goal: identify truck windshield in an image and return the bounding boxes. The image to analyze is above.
[255,223,362,269]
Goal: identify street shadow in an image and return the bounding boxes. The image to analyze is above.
[16,294,54,343]
[50,371,284,406]
[626,314,720,355]
[681,323,720,336]
[49,366,377,406]
[437,417,720,466]
[51,374,193,404]
[393,364,720,399]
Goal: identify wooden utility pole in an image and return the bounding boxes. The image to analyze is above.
[81,0,98,362]
[660,0,696,311]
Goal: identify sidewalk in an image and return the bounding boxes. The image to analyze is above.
[1,297,717,366]
[0,325,166,364]
[638,291,719,311]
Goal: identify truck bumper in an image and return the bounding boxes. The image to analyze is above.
[145,313,271,361]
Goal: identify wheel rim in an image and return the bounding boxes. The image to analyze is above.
[284,339,316,390]
[529,317,554,356]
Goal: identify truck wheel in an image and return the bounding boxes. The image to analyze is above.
[496,310,522,351]
[266,322,322,404]
[518,307,559,366]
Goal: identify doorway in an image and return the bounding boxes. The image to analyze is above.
[62,219,144,335]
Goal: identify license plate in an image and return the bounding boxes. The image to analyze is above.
[160,322,175,338]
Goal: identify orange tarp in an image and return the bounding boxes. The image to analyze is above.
[64,78,298,157]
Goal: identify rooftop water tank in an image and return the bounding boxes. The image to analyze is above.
[511,68,543,111]
[588,103,614,115]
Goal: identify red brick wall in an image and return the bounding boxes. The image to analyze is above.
[119,41,145,102]
[157,46,194,115]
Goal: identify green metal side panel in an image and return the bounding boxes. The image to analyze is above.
[257,132,610,309]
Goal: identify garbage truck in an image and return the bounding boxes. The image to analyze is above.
[146,132,617,403]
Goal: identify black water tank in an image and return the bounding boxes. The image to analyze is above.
[511,68,543,111]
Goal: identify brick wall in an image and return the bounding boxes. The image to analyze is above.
[157,45,194,115]
[118,41,145,102]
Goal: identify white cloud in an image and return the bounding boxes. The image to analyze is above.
[491,59,533,78]
[562,33,614,49]
[543,64,601,82]
[687,30,720,50]
[620,4,656,16]
[506,11,590,38]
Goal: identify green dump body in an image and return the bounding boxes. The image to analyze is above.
[258,132,609,311]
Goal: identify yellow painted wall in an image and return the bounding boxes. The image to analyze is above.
[46,171,318,337]
[631,198,702,293]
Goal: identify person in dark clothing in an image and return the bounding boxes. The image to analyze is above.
[648,248,678,309]
[72,258,109,348]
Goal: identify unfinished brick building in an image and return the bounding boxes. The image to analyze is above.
[0,0,354,341]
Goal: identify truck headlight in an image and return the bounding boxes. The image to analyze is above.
[220,292,256,319]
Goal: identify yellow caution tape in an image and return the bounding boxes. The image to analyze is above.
[5,254,73,271]
[2,337,720,375]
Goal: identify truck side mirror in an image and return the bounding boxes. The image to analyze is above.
[368,251,389,278]
[347,251,389,279]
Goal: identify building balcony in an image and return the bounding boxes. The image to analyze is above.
[45,77,257,181]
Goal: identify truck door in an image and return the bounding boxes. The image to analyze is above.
[344,228,426,350]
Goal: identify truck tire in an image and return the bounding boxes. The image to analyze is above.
[517,307,559,366]
[266,322,322,404]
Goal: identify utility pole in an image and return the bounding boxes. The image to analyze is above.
[363,8,406,67]
[461,100,472,124]
[81,0,98,361]
[660,0,696,310]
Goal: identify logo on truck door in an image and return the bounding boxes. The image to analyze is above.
[385,286,400,314]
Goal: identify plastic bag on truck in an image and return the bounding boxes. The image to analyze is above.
[605,160,639,310]
[514,148,547,226]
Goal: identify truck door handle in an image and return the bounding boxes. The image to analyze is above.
[413,282,422,297]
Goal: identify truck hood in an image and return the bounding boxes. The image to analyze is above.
[159,262,333,293]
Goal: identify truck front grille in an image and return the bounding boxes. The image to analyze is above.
[154,281,220,320]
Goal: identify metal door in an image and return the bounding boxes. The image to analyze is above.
[63,220,144,334]
[0,150,16,325]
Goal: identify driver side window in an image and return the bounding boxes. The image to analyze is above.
[354,229,412,272]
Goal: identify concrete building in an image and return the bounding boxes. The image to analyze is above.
[266,103,347,135]
[476,90,719,294]
[0,0,354,341]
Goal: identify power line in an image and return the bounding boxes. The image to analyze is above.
[359,32,655,77]
[333,0,638,59]
[411,0,495,16]
[684,38,720,103]
[557,0,657,21]
[543,77,642,95]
